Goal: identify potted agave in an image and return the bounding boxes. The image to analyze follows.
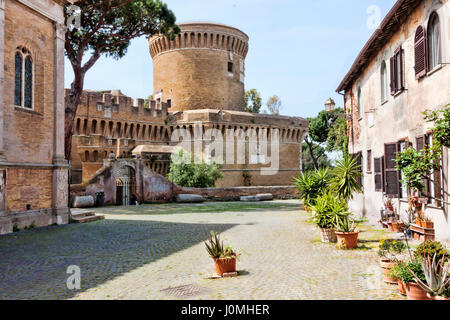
[334,214,359,249]
[204,231,240,277]
[378,239,407,284]
[408,253,450,300]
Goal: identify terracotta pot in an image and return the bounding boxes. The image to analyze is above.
[387,222,394,232]
[423,221,434,229]
[391,222,403,233]
[386,205,394,212]
[213,257,237,277]
[416,219,422,226]
[414,203,423,208]
[380,259,397,284]
[429,294,450,300]
[397,280,407,296]
[319,228,337,243]
[335,231,359,249]
[404,282,432,300]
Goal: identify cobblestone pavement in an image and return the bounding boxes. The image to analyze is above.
[0,200,404,300]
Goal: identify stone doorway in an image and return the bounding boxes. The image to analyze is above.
[115,166,136,206]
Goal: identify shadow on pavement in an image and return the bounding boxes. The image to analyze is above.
[0,219,237,300]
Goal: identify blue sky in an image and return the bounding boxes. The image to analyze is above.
[64,0,397,119]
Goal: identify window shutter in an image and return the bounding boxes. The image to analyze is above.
[416,136,425,152]
[433,136,442,207]
[414,26,428,79]
[384,143,399,196]
[374,157,382,192]
[352,152,363,187]
[390,56,396,95]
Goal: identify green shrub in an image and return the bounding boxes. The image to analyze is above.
[393,260,426,283]
[414,240,448,261]
[292,168,332,207]
[168,150,223,188]
[378,239,407,260]
[310,192,350,229]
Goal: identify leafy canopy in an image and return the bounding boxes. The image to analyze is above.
[168,150,223,188]
[244,89,262,113]
[65,0,180,65]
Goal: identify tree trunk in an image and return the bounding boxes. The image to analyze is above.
[305,137,319,170]
[64,70,85,161]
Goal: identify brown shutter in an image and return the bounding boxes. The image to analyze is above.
[433,136,442,207]
[414,26,428,79]
[384,143,400,196]
[416,135,429,198]
[416,136,425,152]
[374,157,382,192]
[390,56,396,95]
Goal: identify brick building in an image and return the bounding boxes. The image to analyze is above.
[337,0,449,241]
[71,22,309,194]
[0,0,71,234]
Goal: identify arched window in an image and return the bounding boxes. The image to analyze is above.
[428,13,441,70]
[14,47,33,108]
[357,87,362,118]
[380,61,388,103]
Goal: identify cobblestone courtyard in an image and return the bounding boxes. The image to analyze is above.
[0,201,404,300]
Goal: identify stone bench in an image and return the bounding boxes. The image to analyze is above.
[176,194,204,203]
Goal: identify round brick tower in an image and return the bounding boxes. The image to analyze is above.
[149,22,249,112]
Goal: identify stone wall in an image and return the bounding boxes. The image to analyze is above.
[0,0,68,235]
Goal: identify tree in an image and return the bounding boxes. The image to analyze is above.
[266,95,282,115]
[64,0,180,160]
[168,150,224,188]
[304,108,347,170]
[244,89,262,113]
[302,142,331,171]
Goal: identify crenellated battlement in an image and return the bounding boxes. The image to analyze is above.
[67,89,171,120]
[149,22,249,59]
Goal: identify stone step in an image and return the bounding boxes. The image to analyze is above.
[71,215,105,224]
[71,211,96,219]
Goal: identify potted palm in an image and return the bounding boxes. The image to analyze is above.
[378,239,407,284]
[204,231,240,277]
[310,192,349,243]
[293,169,332,212]
[334,214,359,249]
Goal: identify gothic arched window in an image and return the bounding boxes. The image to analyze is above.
[14,47,33,109]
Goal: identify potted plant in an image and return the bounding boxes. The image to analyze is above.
[408,254,450,300]
[414,240,448,262]
[292,169,332,212]
[310,192,349,243]
[204,231,240,277]
[422,216,434,229]
[384,197,394,212]
[388,261,408,295]
[334,214,359,249]
[402,260,432,300]
[378,239,407,284]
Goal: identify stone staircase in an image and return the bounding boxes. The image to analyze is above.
[70,210,105,224]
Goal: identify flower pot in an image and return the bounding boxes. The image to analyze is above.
[213,257,237,277]
[404,282,432,300]
[391,222,403,233]
[335,231,359,249]
[387,222,394,232]
[380,259,397,284]
[397,280,407,296]
[414,203,423,208]
[319,228,337,243]
[428,294,450,300]
[386,205,394,212]
[423,221,434,229]
[415,219,422,226]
